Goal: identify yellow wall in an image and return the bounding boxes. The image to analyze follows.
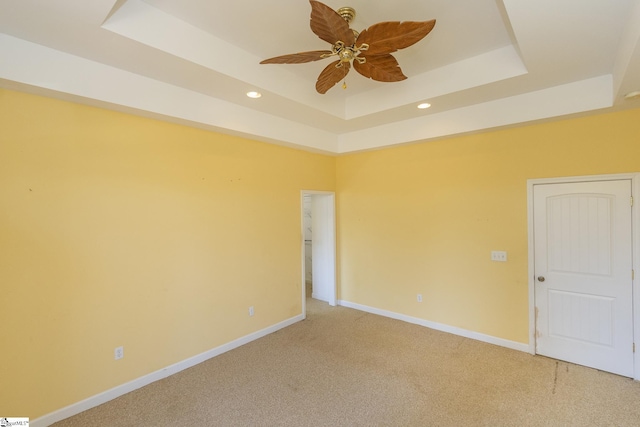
[2,86,640,420]
[337,108,640,344]
[0,89,336,418]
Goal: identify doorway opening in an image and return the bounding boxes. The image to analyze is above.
[301,191,336,318]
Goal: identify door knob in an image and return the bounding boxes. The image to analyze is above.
[537,276,545,282]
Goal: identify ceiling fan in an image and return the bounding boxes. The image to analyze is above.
[260,1,436,94]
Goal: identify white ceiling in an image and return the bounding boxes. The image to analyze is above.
[1,0,640,154]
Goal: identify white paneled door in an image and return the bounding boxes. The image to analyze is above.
[311,194,336,306]
[533,180,634,377]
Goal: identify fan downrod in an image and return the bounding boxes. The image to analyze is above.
[337,7,355,24]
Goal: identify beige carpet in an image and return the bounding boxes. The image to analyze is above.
[54,298,640,426]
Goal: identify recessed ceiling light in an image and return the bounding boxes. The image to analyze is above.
[417,103,431,109]
[246,91,262,99]
[624,90,640,100]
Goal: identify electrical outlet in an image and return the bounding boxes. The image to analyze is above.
[417,294,423,302]
[249,306,254,317]
[491,251,508,262]
[114,346,124,360]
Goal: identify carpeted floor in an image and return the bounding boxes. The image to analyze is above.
[53,298,640,426]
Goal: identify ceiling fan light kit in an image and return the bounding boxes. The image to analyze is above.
[260,0,436,94]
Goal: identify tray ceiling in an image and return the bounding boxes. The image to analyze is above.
[1,0,639,153]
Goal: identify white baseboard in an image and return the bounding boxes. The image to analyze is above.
[33,302,528,426]
[338,300,529,353]
[31,314,304,427]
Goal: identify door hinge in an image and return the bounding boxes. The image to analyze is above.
[633,269,635,280]
[632,196,634,206]
[634,343,636,353]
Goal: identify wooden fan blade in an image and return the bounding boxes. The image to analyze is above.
[260,50,333,64]
[310,0,355,46]
[353,54,407,82]
[316,60,350,94]
[356,20,436,56]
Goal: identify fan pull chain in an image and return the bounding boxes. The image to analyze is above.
[342,65,348,89]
